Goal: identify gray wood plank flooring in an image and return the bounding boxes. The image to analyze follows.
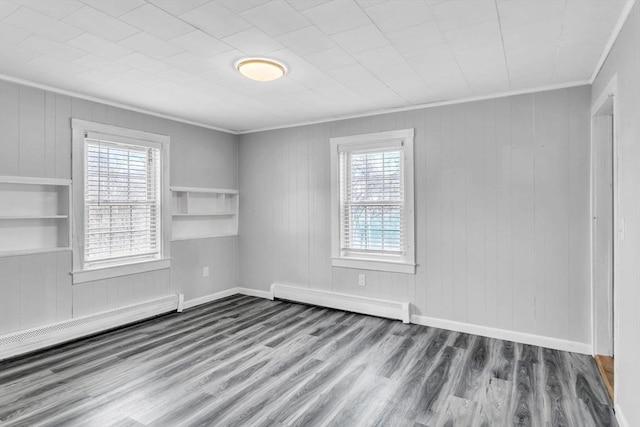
[0,295,616,426]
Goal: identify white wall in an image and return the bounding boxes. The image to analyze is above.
[592,2,640,425]
[239,85,592,349]
[0,79,239,334]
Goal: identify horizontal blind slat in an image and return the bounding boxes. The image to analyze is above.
[84,137,161,265]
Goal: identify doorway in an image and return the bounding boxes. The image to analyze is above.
[591,82,617,402]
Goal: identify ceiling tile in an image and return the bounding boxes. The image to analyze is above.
[275,25,336,56]
[402,43,455,68]
[453,42,506,75]
[496,0,566,30]
[428,0,498,32]
[218,0,271,13]
[240,1,309,37]
[23,54,89,77]
[222,27,284,56]
[148,0,209,15]
[330,24,389,54]
[301,0,371,35]
[3,6,83,42]
[0,45,40,70]
[180,2,252,38]
[287,0,331,11]
[81,0,146,17]
[67,33,133,60]
[304,46,357,70]
[0,22,32,46]
[356,0,386,8]
[19,34,86,61]
[326,63,374,83]
[116,52,172,74]
[64,6,140,42]
[169,31,233,58]
[163,51,213,74]
[353,46,406,70]
[443,19,502,51]
[119,32,182,59]
[364,0,433,33]
[17,0,83,19]
[74,54,131,74]
[0,1,21,20]
[120,4,193,40]
[386,22,444,54]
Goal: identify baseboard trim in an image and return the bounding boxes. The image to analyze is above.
[410,314,592,354]
[614,404,630,427]
[0,294,179,361]
[182,288,241,310]
[270,283,410,323]
[237,287,274,300]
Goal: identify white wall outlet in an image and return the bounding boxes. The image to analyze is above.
[203,266,209,277]
[358,274,366,287]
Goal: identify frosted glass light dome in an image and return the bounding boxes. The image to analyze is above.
[236,58,287,82]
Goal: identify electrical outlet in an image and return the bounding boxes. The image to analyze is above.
[358,274,366,287]
[203,266,209,277]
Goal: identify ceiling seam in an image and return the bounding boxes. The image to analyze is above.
[494,0,512,91]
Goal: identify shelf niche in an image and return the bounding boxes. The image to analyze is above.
[0,176,72,256]
[170,186,238,241]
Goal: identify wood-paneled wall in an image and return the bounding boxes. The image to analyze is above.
[592,2,640,425]
[0,79,239,335]
[239,85,592,346]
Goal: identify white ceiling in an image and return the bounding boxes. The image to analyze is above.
[0,0,630,133]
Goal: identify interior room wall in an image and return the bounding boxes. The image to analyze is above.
[591,2,640,425]
[0,79,239,335]
[239,85,592,349]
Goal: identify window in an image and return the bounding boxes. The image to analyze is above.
[330,129,415,274]
[84,137,160,267]
[71,120,170,283]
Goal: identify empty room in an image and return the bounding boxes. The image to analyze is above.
[0,0,639,425]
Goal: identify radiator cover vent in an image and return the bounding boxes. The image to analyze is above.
[0,294,179,361]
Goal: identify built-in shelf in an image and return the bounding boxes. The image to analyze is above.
[171,233,238,242]
[170,186,238,241]
[172,212,235,217]
[0,247,72,257]
[0,215,69,220]
[0,176,72,256]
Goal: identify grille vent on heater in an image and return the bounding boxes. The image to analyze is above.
[0,294,179,358]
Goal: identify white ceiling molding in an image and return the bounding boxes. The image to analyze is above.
[0,73,238,135]
[238,79,591,135]
[589,0,638,83]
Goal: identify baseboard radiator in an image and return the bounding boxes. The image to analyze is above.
[271,283,411,323]
[0,294,179,361]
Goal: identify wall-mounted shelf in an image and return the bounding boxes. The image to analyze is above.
[170,186,238,241]
[0,176,72,257]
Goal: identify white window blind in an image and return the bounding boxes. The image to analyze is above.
[84,136,161,267]
[339,142,404,257]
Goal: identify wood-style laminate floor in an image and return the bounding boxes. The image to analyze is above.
[0,295,616,427]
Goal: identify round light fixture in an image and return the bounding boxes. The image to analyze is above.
[236,58,287,82]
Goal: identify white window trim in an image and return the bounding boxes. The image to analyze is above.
[71,119,171,284]
[330,128,415,274]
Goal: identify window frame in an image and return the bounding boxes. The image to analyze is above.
[71,119,171,284]
[330,128,415,274]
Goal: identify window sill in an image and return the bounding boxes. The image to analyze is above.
[331,257,415,274]
[72,258,171,284]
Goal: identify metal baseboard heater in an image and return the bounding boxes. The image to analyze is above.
[0,294,180,361]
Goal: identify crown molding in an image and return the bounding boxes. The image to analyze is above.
[238,80,591,135]
[590,0,637,83]
[0,74,239,135]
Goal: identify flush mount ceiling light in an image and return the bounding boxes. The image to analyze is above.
[236,58,287,82]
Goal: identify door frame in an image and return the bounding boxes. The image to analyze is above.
[590,74,619,403]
